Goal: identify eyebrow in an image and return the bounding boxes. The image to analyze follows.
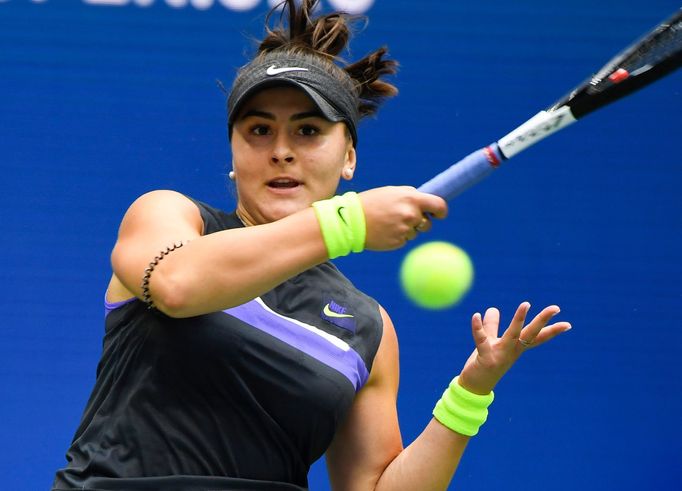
[239,109,325,122]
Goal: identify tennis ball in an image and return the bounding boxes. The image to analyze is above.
[400,241,474,310]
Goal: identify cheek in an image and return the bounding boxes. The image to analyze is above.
[303,154,343,188]
[312,138,349,173]
[231,141,262,178]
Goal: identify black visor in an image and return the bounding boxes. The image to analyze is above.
[228,54,360,146]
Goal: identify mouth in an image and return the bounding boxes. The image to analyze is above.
[267,177,302,189]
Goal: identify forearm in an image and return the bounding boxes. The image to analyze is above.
[148,207,328,317]
[375,419,469,491]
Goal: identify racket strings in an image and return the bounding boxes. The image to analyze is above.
[621,16,682,70]
[590,11,682,93]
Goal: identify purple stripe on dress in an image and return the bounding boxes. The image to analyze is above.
[224,298,369,391]
[104,295,137,316]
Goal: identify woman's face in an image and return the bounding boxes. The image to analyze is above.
[231,86,356,225]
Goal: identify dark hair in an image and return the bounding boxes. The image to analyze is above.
[255,0,398,119]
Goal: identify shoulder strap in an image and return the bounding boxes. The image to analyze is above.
[186,197,243,235]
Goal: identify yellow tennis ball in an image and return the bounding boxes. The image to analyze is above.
[400,241,474,310]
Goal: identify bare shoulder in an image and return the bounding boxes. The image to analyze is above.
[119,190,202,232]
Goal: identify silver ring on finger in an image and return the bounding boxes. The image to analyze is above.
[518,337,533,348]
[415,217,428,232]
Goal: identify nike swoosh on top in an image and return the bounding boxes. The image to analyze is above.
[322,303,354,319]
[266,65,310,76]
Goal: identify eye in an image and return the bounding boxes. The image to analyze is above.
[297,124,320,136]
[250,124,271,136]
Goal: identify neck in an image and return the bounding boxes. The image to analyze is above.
[235,207,255,227]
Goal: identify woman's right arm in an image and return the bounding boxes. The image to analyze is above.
[110,190,329,317]
[110,187,447,318]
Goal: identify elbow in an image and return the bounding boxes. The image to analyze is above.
[149,272,196,318]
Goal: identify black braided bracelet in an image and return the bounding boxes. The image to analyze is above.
[141,241,187,309]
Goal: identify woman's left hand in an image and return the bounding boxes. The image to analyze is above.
[457,302,572,395]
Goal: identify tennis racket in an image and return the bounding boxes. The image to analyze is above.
[418,9,682,200]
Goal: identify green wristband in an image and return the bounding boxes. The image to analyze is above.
[432,376,494,436]
[312,192,366,259]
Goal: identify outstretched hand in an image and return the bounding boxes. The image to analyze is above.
[458,302,572,395]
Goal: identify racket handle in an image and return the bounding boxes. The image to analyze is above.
[417,143,505,201]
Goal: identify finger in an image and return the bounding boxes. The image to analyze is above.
[471,312,490,356]
[414,215,431,233]
[416,192,448,220]
[529,321,572,347]
[482,307,500,338]
[520,305,561,344]
[501,302,531,345]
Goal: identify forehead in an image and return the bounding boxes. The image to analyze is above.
[238,86,320,116]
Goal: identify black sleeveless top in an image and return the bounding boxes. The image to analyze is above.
[53,199,384,491]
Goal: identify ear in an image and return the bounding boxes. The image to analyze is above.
[342,145,357,180]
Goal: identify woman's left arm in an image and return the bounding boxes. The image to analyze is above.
[326,303,571,491]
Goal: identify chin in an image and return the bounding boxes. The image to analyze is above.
[262,201,308,223]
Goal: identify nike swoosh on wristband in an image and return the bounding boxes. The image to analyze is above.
[322,303,354,318]
[266,65,310,76]
[336,206,348,225]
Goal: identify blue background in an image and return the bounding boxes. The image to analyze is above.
[2,0,681,489]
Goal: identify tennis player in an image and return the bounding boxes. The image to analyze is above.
[52,1,571,490]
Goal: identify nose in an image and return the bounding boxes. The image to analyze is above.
[271,133,295,165]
